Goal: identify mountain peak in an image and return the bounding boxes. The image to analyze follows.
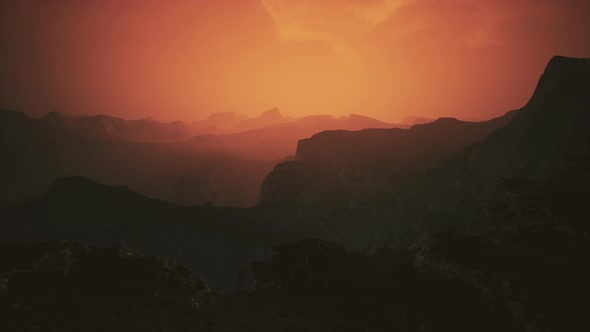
[545,55,590,75]
[527,55,590,107]
[259,107,282,120]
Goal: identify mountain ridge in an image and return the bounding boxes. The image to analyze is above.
[258,55,590,250]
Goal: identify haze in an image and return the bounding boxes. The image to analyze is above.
[1,0,589,122]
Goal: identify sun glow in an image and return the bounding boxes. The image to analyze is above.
[0,0,588,122]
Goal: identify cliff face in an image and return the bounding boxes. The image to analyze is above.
[259,56,590,250]
[295,113,515,166]
[261,112,515,207]
[468,56,590,183]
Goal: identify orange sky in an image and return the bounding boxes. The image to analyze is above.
[1,0,589,122]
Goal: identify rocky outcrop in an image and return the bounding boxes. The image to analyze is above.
[0,241,213,331]
[231,211,590,331]
[468,56,590,183]
[245,174,590,331]
[3,215,588,331]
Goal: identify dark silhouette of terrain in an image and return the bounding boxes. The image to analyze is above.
[2,211,589,331]
[0,109,278,207]
[42,111,190,142]
[42,107,295,141]
[0,56,589,330]
[0,176,296,291]
[260,55,590,250]
[190,112,401,160]
[402,115,434,125]
[191,107,296,135]
[0,241,214,331]
[0,108,399,207]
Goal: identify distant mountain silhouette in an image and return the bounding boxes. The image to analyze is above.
[190,113,403,160]
[402,115,434,125]
[190,108,293,136]
[0,111,275,207]
[190,108,295,135]
[40,107,296,142]
[0,106,401,206]
[42,111,190,142]
[233,107,292,132]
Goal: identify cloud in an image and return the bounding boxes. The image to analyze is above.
[261,0,406,42]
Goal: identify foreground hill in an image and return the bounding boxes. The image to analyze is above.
[0,241,214,331]
[3,203,589,331]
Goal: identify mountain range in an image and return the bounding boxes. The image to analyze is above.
[0,108,400,207]
[1,56,589,330]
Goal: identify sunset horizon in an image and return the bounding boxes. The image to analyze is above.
[2,0,589,123]
[1,1,590,331]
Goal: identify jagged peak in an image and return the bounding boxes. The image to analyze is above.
[259,107,282,119]
[544,55,590,76]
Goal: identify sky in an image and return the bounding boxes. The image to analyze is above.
[1,0,589,122]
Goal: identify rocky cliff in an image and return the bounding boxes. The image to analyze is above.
[259,56,590,250]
